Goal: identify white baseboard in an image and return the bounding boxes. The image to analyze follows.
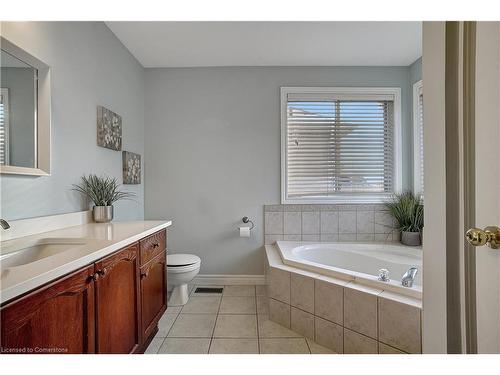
[192,274,266,286]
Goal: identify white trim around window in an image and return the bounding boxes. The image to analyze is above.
[413,80,424,196]
[280,86,403,204]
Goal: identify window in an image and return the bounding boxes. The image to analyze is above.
[413,80,424,197]
[0,88,9,165]
[281,87,402,204]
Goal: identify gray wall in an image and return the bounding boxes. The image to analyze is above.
[1,67,36,167]
[0,22,145,221]
[410,57,423,85]
[144,66,414,275]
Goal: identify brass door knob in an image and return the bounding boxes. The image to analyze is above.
[465,226,500,249]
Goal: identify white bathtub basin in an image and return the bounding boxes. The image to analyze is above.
[276,241,422,298]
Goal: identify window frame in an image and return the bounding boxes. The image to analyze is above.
[412,80,424,195]
[280,86,402,204]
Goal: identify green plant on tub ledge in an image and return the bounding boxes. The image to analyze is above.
[386,191,424,246]
[73,174,135,223]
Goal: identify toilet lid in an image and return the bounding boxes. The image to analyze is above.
[167,253,201,267]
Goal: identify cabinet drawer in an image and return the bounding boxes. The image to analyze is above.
[139,229,166,265]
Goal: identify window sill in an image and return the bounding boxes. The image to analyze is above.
[282,194,393,205]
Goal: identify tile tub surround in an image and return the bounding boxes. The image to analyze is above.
[265,245,422,354]
[144,284,335,354]
[264,204,398,244]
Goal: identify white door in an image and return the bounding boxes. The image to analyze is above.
[468,21,500,353]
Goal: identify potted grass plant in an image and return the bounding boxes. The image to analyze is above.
[73,174,135,223]
[386,191,424,246]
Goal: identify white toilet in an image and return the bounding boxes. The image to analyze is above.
[167,253,201,306]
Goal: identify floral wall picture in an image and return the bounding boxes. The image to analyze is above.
[97,105,122,151]
[122,151,141,184]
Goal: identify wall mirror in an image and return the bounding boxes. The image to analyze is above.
[0,36,51,176]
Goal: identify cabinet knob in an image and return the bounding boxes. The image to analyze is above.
[152,243,159,249]
[96,268,107,276]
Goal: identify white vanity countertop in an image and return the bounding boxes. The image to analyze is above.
[0,220,172,304]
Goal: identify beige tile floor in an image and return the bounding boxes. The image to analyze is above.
[145,285,335,354]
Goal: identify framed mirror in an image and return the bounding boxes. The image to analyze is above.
[0,36,51,176]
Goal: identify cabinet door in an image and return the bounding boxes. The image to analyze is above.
[140,250,167,342]
[1,265,95,354]
[94,243,141,354]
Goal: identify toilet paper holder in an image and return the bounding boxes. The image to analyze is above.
[241,216,255,230]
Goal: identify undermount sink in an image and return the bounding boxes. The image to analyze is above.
[0,238,87,268]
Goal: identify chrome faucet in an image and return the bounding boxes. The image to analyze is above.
[0,219,10,230]
[401,267,418,287]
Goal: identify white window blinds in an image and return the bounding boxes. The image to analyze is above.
[282,88,400,203]
[0,88,9,166]
[413,81,424,197]
[417,92,424,194]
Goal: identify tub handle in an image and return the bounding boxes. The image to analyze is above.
[378,268,390,282]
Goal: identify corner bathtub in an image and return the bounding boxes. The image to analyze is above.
[276,241,422,298]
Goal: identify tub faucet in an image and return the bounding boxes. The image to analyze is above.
[0,219,10,230]
[401,267,418,287]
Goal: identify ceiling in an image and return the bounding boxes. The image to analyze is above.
[106,22,422,68]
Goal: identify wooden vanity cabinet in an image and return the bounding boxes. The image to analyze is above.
[0,265,96,354]
[0,228,167,354]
